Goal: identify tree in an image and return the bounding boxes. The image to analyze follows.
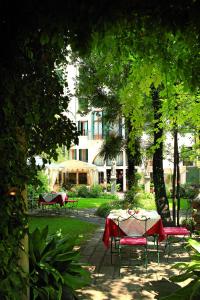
[74,14,200,222]
[0,1,199,298]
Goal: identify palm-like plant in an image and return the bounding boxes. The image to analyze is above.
[29,226,90,300]
[161,238,200,300]
[99,132,125,162]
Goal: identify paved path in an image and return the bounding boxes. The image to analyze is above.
[30,207,192,299]
[74,210,191,300]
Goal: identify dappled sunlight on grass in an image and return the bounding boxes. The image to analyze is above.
[29,216,99,245]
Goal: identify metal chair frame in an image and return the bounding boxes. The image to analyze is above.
[163,226,191,260]
[110,212,150,270]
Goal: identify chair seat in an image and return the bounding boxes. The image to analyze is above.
[120,237,147,246]
[164,227,190,236]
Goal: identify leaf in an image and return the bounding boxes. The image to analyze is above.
[40,33,49,45]
[188,239,200,253]
[160,280,198,300]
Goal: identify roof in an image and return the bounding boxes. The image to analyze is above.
[47,159,98,172]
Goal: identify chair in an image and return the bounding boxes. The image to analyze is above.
[111,212,150,270]
[163,226,191,259]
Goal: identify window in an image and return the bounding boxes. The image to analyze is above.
[98,172,104,184]
[92,111,103,139]
[58,171,62,185]
[68,173,76,184]
[79,149,88,162]
[70,149,77,160]
[116,152,123,166]
[78,121,88,136]
[93,154,104,166]
[79,173,87,184]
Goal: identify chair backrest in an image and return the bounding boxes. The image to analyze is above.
[117,211,150,238]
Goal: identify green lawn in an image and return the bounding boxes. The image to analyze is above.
[29,216,99,245]
[70,197,117,209]
[168,198,191,210]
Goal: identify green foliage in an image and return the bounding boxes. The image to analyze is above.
[106,183,121,192]
[76,185,90,198]
[99,133,125,161]
[73,184,104,198]
[29,226,90,300]
[161,238,200,300]
[89,184,103,198]
[0,194,28,300]
[179,184,199,199]
[95,200,125,218]
[27,171,50,200]
[181,218,196,233]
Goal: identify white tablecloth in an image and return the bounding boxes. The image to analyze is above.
[42,192,67,202]
[108,209,161,236]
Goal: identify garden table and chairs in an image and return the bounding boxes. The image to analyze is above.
[103,209,165,266]
[102,208,191,266]
[38,192,78,210]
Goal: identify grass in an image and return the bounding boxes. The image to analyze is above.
[168,198,191,210]
[69,197,118,209]
[29,216,99,245]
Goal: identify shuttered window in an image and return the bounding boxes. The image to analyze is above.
[79,149,88,162]
[78,121,88,136]
[70,149,77,160]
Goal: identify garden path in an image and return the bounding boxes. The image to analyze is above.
[71,209,192,300]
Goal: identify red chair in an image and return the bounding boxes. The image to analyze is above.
[163,226,191,259]
[111,213,150,270]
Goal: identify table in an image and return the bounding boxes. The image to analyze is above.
[38,192,68,207]
[102,209,166,248]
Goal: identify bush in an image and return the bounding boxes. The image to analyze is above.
[179,184,199,199]
[76,185,90,198]
[96,200,126,218]
[161,239,200,300]
[29,226,90,300]
[89,184,103,198]
[27,171,50,208]
[124,185,141,206]
[181,218,196,233]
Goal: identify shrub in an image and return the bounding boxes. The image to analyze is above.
[29,226,90,300]
[106,183,121,192]
[124,185,141,206]
[76,185,90,198]
[181,218,196,233]
[89,184,103,198]
[27,171,50,208]
[96,200,126,218]
[161,238,200,300]
[179,184,199,199]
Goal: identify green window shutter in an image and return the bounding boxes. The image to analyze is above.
[78,121,81,132]
[79,149,82,161]
[119,118,122,137]
[91,112,94,139]
[86,121,88,135]
[74,149,77,160]
[86,149,88,162]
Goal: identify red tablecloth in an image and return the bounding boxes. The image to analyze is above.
[102,217,166,248]
[38,192,68,207]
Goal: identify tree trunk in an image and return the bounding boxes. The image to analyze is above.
[177,147,181,226]
[172,129,177,225]
[126,118,141,189]
[151,86,171,223]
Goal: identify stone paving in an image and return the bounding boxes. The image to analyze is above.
[67,208,191,300]
[77,224,191,300]
[29,206,192,300]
